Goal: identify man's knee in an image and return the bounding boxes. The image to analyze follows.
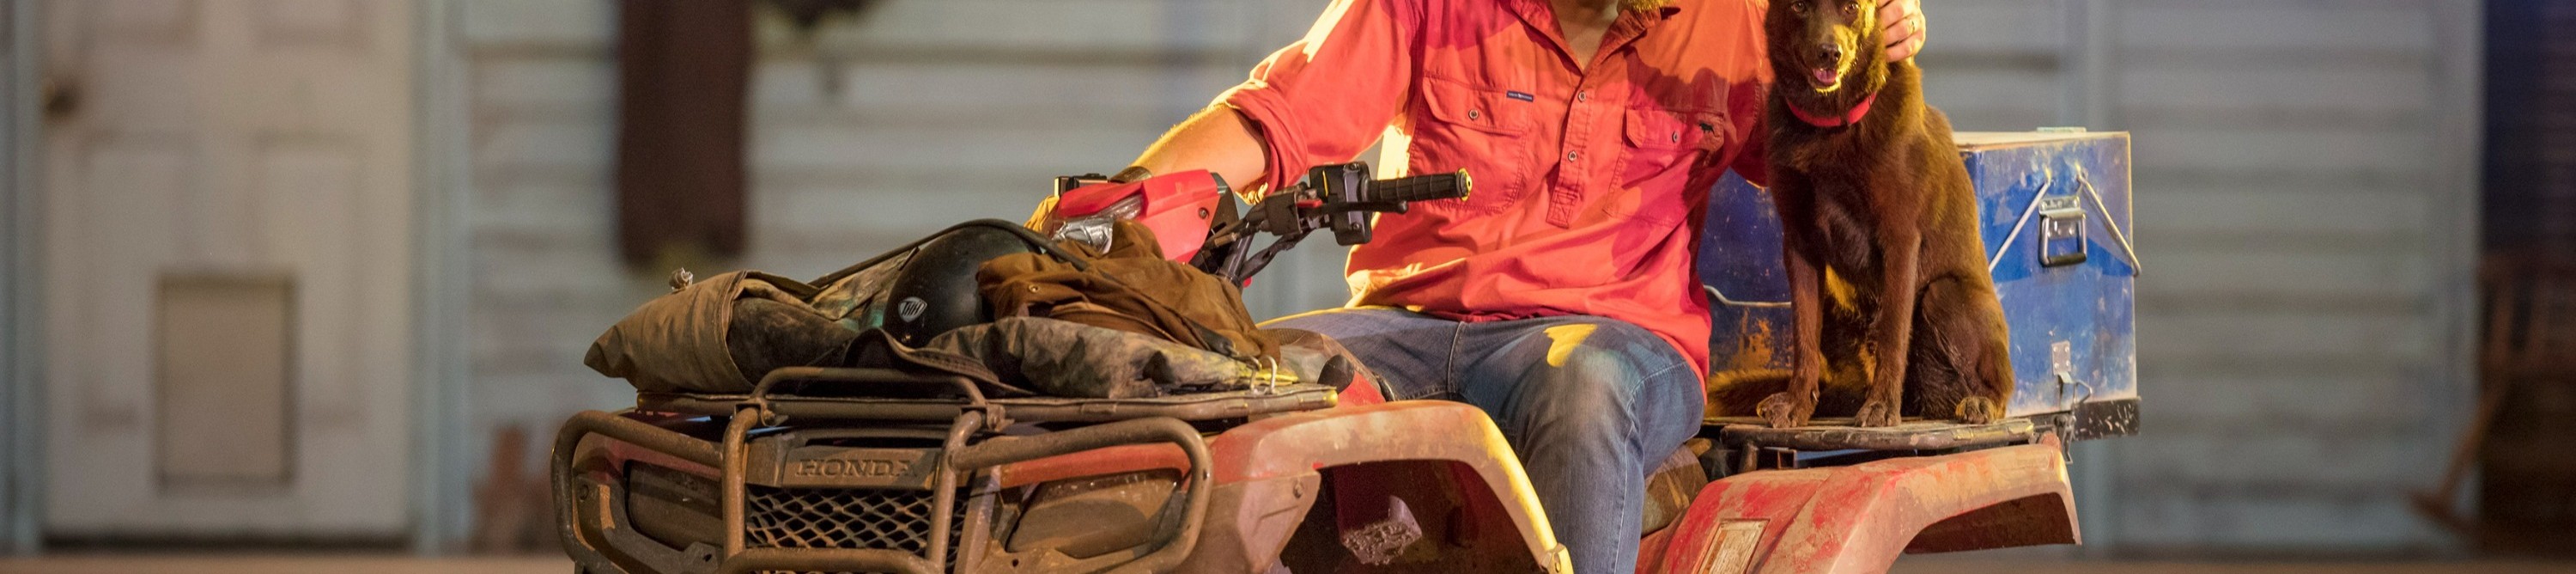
[1547,347,1643,395]
[1514,319,1701,453]
[1532,321,1680,387]
[1514,321,1669,426]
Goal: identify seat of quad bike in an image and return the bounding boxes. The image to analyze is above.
[635,382,1340,424]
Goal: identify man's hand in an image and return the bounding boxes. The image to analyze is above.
[1880,0,1926,62]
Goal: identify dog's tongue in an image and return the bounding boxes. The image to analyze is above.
[1812,68,1838,86]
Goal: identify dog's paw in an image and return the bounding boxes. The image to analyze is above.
[1953,395,2004,424]
[1758,392,1813,428]
[1855,400,1900,427]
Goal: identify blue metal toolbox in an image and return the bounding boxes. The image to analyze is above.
[1698,131,2136,437]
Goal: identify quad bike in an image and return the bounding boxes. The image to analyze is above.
[552,162,2082,574]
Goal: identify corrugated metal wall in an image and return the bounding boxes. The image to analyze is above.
[2086,0,2478,552]
[0,0,29,554]
[450,0,2482,553]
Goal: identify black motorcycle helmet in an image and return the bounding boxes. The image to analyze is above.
[880,223,1042,346]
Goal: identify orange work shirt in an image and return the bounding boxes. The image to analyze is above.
[1219,0,1772,375]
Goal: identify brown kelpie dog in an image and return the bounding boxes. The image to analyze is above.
[1753,0,2012,428]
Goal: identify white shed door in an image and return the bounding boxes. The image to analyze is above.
[39,0,414,538]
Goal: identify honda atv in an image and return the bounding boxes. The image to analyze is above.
[553,162,2085,574]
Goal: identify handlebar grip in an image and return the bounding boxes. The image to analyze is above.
[1361,169,1472,204]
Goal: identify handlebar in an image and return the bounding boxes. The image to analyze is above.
[1194,162,1473,285]
[1297,162,1470,247]
[1358,168,1473,205]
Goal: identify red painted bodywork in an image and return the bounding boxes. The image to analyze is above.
[982,374,1388,491]
[1335,376,1387,406]
[1643,437,2080,574]
[1197,400,1570,572]
[1048,169,1227,261]
[991,443,1191,490]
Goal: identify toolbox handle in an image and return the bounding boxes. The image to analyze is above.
[2038,201,2088,268]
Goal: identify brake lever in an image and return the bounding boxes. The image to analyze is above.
[1249,186,1317,237]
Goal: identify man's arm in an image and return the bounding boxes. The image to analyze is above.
[1129,106,1271,190]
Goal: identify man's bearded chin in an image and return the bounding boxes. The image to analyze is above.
[1625,0,1671,10]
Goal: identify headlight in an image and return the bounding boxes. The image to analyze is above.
[1005,469,1181,559]
[624,462,725,551]
[1049,193,1145,253]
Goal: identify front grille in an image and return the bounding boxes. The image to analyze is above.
[744,485,969,571]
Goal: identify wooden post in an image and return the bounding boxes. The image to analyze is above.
[615,0,753,268]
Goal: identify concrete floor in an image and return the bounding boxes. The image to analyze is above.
[2,555,2573,574]
[0,555,570,574]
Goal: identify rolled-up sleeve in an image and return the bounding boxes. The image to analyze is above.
[1216,0,1421,195]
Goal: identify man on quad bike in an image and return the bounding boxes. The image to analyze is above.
[1118,1,1928,572]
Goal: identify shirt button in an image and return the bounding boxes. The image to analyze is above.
[1670,132,1681,143]
[1576,91,1589,102]
[1566,151,1580,162]
[1467,109,1481,120]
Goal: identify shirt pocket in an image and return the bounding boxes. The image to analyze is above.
[1618,107,1718,223]
[1410,77,1534,215]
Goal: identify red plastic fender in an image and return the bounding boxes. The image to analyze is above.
[1208,400,1572,573]
[1643,437,2079,574]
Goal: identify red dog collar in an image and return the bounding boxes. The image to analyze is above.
[1789,91,1877,127]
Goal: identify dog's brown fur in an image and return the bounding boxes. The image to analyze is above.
[1747,0,2012,428]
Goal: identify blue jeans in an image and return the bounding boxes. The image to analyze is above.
[1264,308,1703,574]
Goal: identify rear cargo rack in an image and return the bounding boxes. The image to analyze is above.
[1699,413,2087,478]
[1708,418,2039,453]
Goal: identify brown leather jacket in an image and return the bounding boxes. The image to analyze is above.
[977,220,1279,363]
